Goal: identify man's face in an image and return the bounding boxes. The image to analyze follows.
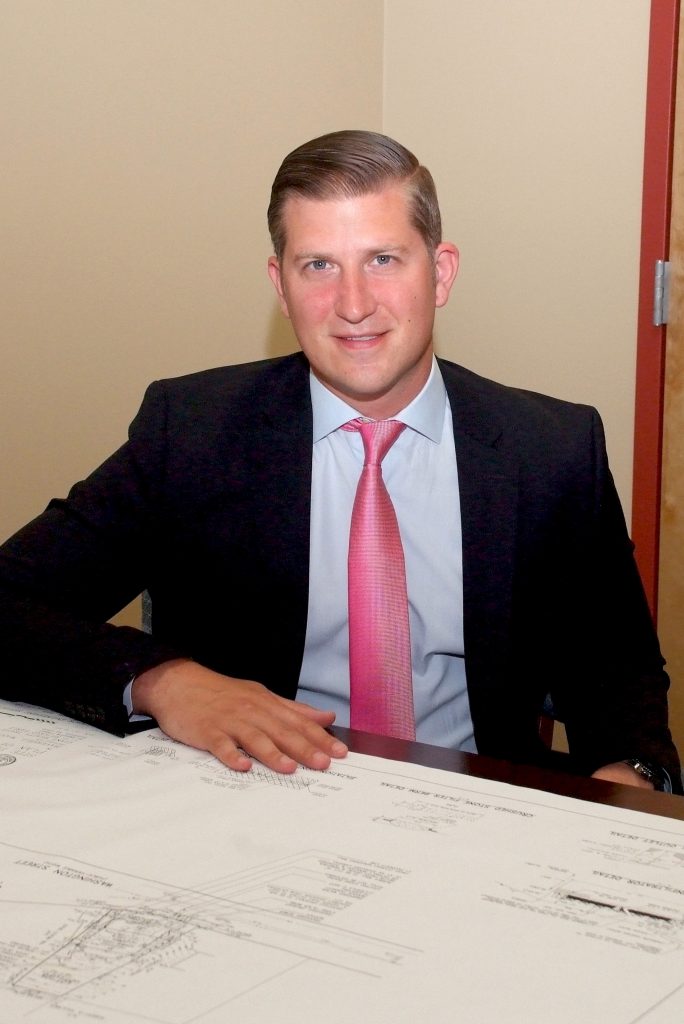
[268,185,459,418]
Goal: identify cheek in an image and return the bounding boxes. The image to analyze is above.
[408,283,437,321]
[383,277,430,313]
[288,288,334,328]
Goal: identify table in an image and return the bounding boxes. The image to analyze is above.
[333,725,684,820]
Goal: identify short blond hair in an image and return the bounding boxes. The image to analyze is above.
[267,130,442,261]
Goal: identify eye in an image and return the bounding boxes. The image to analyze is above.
[308,259,330,271]
[373,254,393,266]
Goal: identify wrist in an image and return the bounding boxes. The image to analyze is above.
[132,658,194,717]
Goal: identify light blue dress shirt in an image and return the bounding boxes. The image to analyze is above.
[297,359,476,752]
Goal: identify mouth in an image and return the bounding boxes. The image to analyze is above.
[335,332,386,345]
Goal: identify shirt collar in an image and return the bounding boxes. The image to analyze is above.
[310,357,446,443]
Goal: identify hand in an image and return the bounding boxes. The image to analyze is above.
[591,761,654,789]
[132,658,348,774]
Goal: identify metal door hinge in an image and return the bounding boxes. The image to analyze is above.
[653,259,670,326]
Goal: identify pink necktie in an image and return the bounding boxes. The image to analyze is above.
[343,419,415,740]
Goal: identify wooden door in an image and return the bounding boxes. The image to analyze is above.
[659,21,684,759]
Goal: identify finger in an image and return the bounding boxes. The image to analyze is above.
[269,699,348,757]
[271,713,348,761]
[283,698,337,723]
[158,716,255,773]
[216,745,254,772]
[221,726,301,773]
[233,715,347,772]
[218,722,346,773]
[221,729,342,774]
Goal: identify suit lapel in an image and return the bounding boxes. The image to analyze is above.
[441,361,518,733]
[245,354,313,692]
[255,358,313,590]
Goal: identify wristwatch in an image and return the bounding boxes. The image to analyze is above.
[622,758,673,793]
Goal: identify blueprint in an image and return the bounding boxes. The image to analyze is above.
[2,699,684,1023]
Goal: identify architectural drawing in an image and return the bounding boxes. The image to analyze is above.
[2,699,684,1023]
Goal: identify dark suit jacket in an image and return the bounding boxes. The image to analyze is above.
[0,353,679,781]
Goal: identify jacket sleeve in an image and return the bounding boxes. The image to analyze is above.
[0,382,185,733]
[548,409,681,788]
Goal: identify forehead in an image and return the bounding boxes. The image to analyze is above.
[280,185,419,256]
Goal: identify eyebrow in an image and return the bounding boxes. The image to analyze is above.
[293,251,333,262]
[292,244,409,262]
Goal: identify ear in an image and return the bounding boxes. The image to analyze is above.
[267,256,290,318]
[433,243,459,308]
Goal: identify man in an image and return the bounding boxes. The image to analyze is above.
[0,130,679,791]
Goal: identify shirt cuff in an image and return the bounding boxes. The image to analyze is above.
[123,678,152,723]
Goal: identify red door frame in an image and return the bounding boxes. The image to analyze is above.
[632,0,680,618]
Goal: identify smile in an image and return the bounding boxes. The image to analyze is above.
[337,333,385,343]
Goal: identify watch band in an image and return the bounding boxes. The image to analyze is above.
[622,758,673,793]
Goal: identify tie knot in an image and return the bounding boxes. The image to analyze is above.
[342,418,406,466]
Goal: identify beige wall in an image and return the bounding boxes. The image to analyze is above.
[385,0,650,523]
[2,0,383,539]
[3,0,649,549]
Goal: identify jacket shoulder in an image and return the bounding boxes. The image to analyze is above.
[131,353,312,436]
[437,357,600,445]
[148,352,310,406]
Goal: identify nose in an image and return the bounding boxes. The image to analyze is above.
[334,268,377,324]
